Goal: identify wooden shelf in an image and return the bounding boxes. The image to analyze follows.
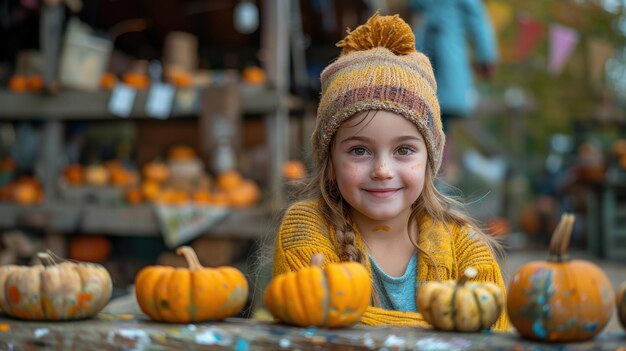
[0,84,283,119]
[0,202,269,239]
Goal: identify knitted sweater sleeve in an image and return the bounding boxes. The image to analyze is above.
[454,226,511,332]
[272,201,341,276]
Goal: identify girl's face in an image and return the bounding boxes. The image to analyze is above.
[330,110,428,223]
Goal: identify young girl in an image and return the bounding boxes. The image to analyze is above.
[271,12,509,331]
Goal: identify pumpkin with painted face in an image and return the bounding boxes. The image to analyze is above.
[507,214,614,342]
[0,252,112,320]
[264,253,371,328]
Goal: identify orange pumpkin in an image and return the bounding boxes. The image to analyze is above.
[13,178,42,205]
[485,217,510,237]
[8,75,28,92]
[282,160,307,181]
[109,166,137,188]
[135,246,248,323]
[168,145,196,160]
[141,180,161,202]
[122,72,150,90]
[156,188,189,205]
[126,187,143,205]
[169,70,193,88]
[69,235,112,263]
[100,73,117,90]
[242,66,266,85]
[193,189,213,205]
[0,251,112,320]
[27,75,43,92]
[264,253,371,328]
[216,171,243,191]
[227,180,260,208]
[143,162,170,184]
[63,165,84,186]
[507,214,614,342]
[85,165,110,186]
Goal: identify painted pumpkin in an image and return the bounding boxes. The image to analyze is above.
[264,253,371,328]
[418,267,503,332]
[617,281,626,331]
[507,213,614,342]
[0,252,112,320]
[135,246,248,323]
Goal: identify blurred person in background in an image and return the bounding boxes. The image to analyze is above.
[409,0,498,178]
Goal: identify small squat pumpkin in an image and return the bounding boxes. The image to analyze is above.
[264,253,371,328]
[135,246,248,323]
[418,267,503,332]
[0,251,112,320]
[507,213,614,342]
[617,281,626,331]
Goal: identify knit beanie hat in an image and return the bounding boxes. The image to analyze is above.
[312,12,444,175]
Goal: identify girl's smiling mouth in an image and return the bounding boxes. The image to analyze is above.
[363,188,401,198]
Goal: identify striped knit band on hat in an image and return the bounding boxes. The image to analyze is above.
[312,12,445,175]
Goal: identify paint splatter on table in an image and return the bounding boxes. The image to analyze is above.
[0,293,624,350]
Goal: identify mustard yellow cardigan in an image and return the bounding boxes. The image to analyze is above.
[272,200,510,331]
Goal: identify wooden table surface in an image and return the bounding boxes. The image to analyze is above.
[0,295,624,351]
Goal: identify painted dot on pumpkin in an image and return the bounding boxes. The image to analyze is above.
[160,300,170,309]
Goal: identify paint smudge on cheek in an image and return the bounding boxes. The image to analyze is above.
[373,225,390,232]
[411,162,424,171]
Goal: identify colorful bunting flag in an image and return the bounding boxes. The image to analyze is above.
[516,14,545,62]
[548,24,579,75]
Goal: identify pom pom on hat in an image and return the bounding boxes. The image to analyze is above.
[337,11,416,56]
[312,12,445,176]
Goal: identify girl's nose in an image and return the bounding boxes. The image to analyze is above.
[371,160,393,180]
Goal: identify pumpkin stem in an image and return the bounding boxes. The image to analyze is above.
[457,267,477,286]
[310,253,324,267]
[176,246,203,271]
[37,252,57,267]
[548,213,575,262]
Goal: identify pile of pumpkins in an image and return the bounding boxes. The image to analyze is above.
[59,145,261,209]
[0,213,625,344]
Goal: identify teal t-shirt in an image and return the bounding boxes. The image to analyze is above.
[369,254,418,312]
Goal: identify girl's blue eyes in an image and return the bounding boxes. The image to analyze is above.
[348,146,416,156]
